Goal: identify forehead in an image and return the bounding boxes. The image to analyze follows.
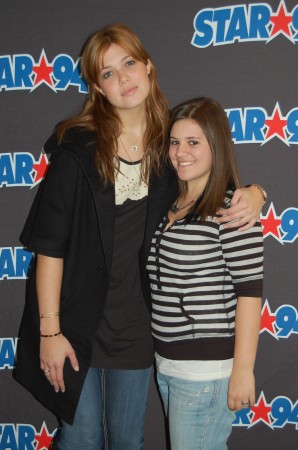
[171,118,204,136]
[99,43,131,69]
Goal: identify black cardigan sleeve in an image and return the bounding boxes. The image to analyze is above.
[20,150,83,258]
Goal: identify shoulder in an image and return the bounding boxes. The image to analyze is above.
[223,189,235,209]
[43,127,98,176]
[44,127,97,158]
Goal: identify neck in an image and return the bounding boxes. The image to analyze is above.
[118,107,147,137]
[185,180,207,201]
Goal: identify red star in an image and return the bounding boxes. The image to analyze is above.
[35,422,54,450]
[33,153,49,185]
[270,1,293,40]
[260,203,282,242]
[264,103,288,144]
[260,300,276,337]
[32,50,55,91]
[251,392,272,427]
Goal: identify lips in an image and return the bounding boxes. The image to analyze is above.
[122,86,137,96]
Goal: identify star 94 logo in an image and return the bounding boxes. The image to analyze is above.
[0,152,49,188]
[233,391,298,429]
[0,247,33,280]
[192,1,298,47]
[0,422,55,450]
[260,299,298,340]
[260,202,298,244]
[0,338,17,370]
[0,49,87,93]
[226,102,298,145]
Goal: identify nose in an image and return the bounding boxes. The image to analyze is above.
[119,70,129,85]
[175,141,188,158]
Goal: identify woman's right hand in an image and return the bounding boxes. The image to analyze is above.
[40,333,79,393]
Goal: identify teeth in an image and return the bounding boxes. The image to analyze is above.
[179,161,194,166]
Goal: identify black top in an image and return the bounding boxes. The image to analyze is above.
[92,196,153,369]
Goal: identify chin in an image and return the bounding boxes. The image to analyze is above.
[176,170,190,180]
[177,175,190,182]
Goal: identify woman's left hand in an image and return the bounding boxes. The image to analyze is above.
[216,186,264,231]
[228,368,255,411]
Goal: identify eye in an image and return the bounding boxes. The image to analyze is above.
[102,70,113,79]
[189,140,199,145]
[170,139,179,145]
[126,59,136,67]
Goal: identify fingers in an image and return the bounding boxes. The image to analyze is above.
[40,340,79,393]
[224,217,257,230]
[220,185,262,228]
[52,365,65,393]
[240,401,250,408]
[42,366,53,386]
[216,207,257,230]
[68,350,80,372]
[230,189,242,206]
[228,390,255,411]
[43,368,51,379]
[237,219,257,232]
[42,364,65,392]
[228,395,251,411]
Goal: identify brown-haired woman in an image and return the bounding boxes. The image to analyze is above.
[147,97,264,450]
[14,25,264,450]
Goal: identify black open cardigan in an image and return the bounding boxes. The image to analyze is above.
[14,128,178,424]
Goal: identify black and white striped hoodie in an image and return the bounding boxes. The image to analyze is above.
[147,191,264,361]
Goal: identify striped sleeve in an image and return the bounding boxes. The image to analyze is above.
[219,220,264,297]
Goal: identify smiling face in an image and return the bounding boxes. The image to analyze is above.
[169,118,213,194]
[97,43,151,114]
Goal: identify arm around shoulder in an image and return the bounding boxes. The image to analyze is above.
[217,184,267,231]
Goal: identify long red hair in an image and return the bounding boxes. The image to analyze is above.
[56,23,169,184]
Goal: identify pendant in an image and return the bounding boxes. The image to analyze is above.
[170,204,179,214]
[131,145,138,152]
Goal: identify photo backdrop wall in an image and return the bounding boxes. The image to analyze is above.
[1,1,298,448]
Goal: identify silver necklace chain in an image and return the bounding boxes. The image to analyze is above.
[170,193,203,214]
[119,137,143,183]
[120,134,141,153]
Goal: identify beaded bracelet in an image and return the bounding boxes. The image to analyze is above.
[40,331,62,338]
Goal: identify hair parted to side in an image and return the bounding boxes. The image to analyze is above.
[168,97,241,222]
[56,23,169,184]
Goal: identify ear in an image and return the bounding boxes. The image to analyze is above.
[146,59,152,76]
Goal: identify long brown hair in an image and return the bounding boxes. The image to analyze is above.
[168,97,240,221]
[56,23,169,184]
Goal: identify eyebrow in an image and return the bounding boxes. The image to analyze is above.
[100,55,131,72]
[170,135,200,139]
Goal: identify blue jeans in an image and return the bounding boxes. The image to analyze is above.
[157,372,235,450]
[54,366,152,450]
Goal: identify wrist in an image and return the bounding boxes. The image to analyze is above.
[39,311,59,318]
[40,318,60,334]
[246,184,267,205]
[232,360,255,373]
[40,331,61,338]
